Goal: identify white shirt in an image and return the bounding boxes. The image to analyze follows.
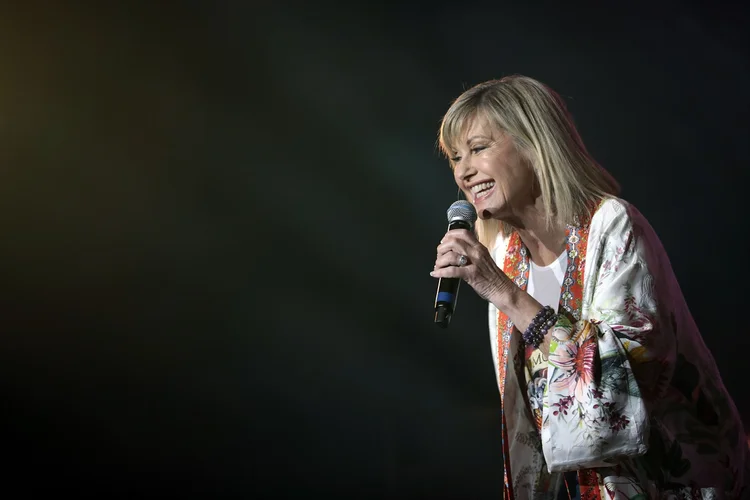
[527,250,567,313]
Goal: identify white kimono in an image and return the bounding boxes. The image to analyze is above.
[487,197,748,499]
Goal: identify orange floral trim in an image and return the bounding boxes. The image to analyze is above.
[496,203,601,498]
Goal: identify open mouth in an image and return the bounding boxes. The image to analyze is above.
[470,181,495,203]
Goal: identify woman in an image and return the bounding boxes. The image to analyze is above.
[430,75,748,499]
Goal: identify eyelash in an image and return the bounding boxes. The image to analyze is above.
[450,146,487,163]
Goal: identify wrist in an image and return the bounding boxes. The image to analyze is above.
[521,305,557,350]
[494,286,545,331]
[488,279,517,311]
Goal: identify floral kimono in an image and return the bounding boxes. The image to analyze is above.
[487,197,748,499]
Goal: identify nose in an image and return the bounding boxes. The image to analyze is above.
[454,157,476,184]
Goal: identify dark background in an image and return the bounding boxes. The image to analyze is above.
[2,1,749,497]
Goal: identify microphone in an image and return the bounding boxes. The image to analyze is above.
[434,200,477,328]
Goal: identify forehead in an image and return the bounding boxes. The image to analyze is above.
[464,115,496,138]
[454,115,504,148]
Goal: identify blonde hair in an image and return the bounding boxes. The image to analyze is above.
[437,75,620,249]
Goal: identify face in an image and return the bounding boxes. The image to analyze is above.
[450,116,537,221]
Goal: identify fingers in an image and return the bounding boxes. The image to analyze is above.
[437,230,480,261]
[431,251,468,278]
[436,242,469,263]
[432,229,487,279]
[434,250,470,270]
[440,229,478,246]
[430,229,492,279]
[430,264,464,279]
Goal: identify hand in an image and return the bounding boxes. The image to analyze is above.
[431,229,515,304]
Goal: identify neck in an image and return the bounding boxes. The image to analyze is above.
[502,198,566,266]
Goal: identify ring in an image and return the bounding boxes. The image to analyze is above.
[457,254,468,267]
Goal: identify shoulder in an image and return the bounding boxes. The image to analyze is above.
[589,196,662,254]
[591,196,631,227]
[590,196,651,237]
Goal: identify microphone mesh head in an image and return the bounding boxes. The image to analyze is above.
[446,200,477,227]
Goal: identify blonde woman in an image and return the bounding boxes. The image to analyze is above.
[430,75,748,499]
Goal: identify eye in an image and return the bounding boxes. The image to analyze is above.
[450,155,461,163]
[471,146,487,154]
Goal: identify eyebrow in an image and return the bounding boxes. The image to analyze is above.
[466,135,491,143]
[449,135,493,155]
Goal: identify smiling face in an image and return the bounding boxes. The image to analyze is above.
[450,115,537,221]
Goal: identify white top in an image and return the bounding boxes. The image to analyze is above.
[527,251,567,313]
[488,245,569,378]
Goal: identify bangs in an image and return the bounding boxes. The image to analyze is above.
[438,104,482,160]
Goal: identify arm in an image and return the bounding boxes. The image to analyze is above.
[489,285,555,356]
[540,202,674,472]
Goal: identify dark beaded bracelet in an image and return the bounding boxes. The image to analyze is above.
[522,305,558,349]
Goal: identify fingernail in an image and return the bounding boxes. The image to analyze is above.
[429,271,435,277]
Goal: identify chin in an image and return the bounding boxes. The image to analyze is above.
[477,207,497,220]
[475,201,502,220]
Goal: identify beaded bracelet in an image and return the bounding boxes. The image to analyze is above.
[521,305,557,349]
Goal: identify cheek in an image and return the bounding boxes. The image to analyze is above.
[503,165,533,191]
[520,169,537,194]
[453,171,468,192]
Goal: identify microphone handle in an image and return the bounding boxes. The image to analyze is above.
[434,219,473,328]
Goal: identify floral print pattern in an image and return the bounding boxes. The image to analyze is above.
[548,321,598,404]
[489,198,749,499]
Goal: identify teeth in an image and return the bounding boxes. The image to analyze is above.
[470,181,495,195]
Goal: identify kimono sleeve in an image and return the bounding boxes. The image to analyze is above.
[541,203,674,472]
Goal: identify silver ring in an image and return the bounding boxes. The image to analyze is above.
[457,254,468,267]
